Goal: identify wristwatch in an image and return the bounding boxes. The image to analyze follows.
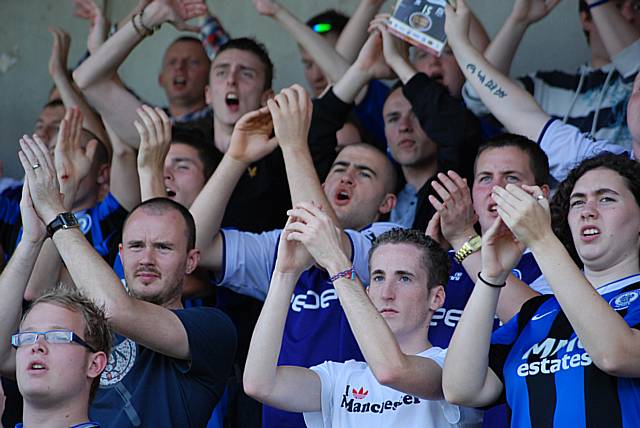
[46,212,80,238]
[454,235,482,263]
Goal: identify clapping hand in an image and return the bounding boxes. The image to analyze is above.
[54,108,97,206]
[285,202,349,272]
[228,107,277,164]
[73,0,110,53]
[274,214,314,275]
[429,171,478,249]
[491,184,552,249]
[18,135,65,226]
[268,84,312,151]
[48,27,70,79]
[134,105,172,174]
[252,0,282,17]
[159,0,208,32]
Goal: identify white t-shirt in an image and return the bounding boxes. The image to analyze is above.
[303,347,482,428]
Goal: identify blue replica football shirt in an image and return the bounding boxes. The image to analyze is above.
[489,274,640,427]
[1,192,126,265]
[428,250,549,349]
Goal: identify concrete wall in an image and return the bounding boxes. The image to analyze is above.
[0,0,589,179]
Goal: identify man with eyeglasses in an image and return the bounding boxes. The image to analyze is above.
[11,135,236,428]
[10,290,111,428]
[0,180,111,427]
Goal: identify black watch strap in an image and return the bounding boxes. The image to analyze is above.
[46,212,80,238]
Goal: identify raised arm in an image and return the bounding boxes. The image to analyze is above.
[20,137,195,361]
[73,0,207,147]
[198,3,231,59]
[442,216,522,406]
[0,177,47,377]
[190,108,277,272]
[335,0,386,63]
[467,7,491,53]
[269,85,336,224]
[73,0,111,55]
[587,0,640,64]
[493,183,640,377]
[445,0,550,141]
[134,106,172,201]
[70,2,143,212]
[243,216,321,412]
[484,0,560,74]
[252,0,349,84]
[461,0,559,117]
[288,202,444,399]
[305,29,394,179]
[333,30,393,104]
[24,111,92,301]
[268,84,360,263]
[370,14,416,84]
[47,27,109,151]
[105,120,140,211]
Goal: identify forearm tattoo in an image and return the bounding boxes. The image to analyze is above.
[465,63,507,98]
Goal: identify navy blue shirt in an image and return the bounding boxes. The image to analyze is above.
[90,307,236,427]
[16,423,99,428]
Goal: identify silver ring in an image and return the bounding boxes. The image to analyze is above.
[31,163,41,170]
[536,194,545,201]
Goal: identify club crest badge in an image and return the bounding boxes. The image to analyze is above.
[609,290,640,311]
[100,337,137,386]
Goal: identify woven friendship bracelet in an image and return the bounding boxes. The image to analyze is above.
[329,267,357,283]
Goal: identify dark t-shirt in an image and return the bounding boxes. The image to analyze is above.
[90,307,236,427]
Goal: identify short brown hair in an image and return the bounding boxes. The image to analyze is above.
[216,38,274,91]
[22,286,112,402]
[125,198,197,250]
[369,228,450,289]
[474,133,551,187]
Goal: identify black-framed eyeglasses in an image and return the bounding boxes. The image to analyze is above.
[11,330,97,352]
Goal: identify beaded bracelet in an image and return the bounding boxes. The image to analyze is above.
[131,12,148,37]
[139,6,160,36]
[477,272,506,288]
[329,267,357,283]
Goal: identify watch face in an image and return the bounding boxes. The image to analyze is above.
[61,212,79,227]
[48,212,80,237]
[469,235,482,249]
